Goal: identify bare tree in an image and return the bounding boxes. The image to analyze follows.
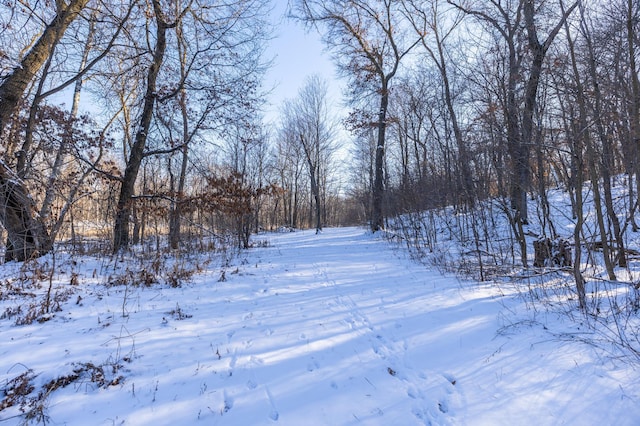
[112,0,177,253]
[450,0,577,267]
[403,0,475,208]
[111,0,269,252]
[280,75,336,233]
[166,0,269,249]
[626,0,640,230]
[292,0,421,231]
[271,127,306,228]
[38,5,134,245]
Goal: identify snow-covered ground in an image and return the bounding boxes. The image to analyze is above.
[1,227,639,425]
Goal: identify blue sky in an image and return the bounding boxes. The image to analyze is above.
[263,1,345,125]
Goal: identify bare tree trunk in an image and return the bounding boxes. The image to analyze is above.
[169,18,191,250]
[579,6,626,267]
[519,0,579,226]
[437,43,474,209]
[113,0,169,253]
[627,0,640,231]
[300,134,322,233]
[572,141,587,309]
[0,164,53,261]
[0,0,88,260]
[556,59,587,308]
[564,3,616,281]
[169,142,189,249]
[0,0,89,132]
[372,83,389,231]
[168,113,189,249]
[40,12,96,224]
[405,1,474,207]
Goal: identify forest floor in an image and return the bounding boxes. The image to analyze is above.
[1,227,639,425]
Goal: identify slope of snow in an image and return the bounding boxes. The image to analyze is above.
[1,227,638,425]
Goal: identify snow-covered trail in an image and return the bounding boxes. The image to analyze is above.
[2,227,638,425]
[234,227,470,425]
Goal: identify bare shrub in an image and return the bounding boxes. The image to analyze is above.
[0,369,35,412]
[0,361,124,424]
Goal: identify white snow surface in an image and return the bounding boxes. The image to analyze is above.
[1,227,639,425]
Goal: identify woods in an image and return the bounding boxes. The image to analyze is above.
[3,2,640,422]
[0,0,639,287]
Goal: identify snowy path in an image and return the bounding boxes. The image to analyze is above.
[239,228,466,425]
[1,227,638,425]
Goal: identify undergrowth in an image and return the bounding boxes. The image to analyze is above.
[386,196,640,365]
[1,361,124,424]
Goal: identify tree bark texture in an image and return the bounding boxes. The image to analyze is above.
[0,164,52,261]
[372,84,389,231]
[0,0,89,133]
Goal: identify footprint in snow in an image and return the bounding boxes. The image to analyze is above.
[411,407,428,423]
[306,358,319,372]
[223,390,234,413]
[443,373,457,388]
[264,386,279,422]
[269,410,279,421]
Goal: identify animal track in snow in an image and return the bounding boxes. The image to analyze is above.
[223,390,234,413]
[264,385,279,422]
[306,358,319,372]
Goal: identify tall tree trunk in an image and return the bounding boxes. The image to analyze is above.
[579,6,626,267]
[169,18,191,250]
[436,40,474,208]
[571,132,587,309]
[627,0,640,231]
[505,40,529,267]
[169,143,189,250]
[517,0,579,226]
[565,5,616,281]
[113,0,169,252]
[40,12,96,224]
[299,134,322,233]
[0,0,88,261]
[372,81,389,231]
[409,0,474,207]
